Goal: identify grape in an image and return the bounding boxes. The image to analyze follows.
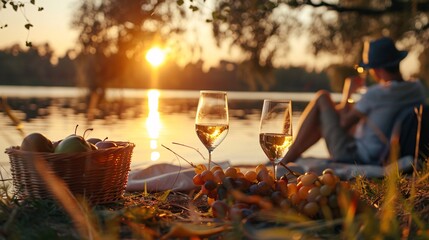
[224,167,238,178]
[271,191,283,204]
[256,168,269,182]
[211,200,229,219]
[207,189,218,199]
[321,173,336,186]
[306,187,321,202]
[217,185,227,200]
[257,181,272,196]
[210,165,223,173]
[204,180,217,191]
[287,183,298,197]
[320,185,333,196]
[213,169,226,183]
[222,177,236,189]
[301,173,318,186]
[194,164,207,174]
[298,185,313,200]
[249,184,259,195]
[201,170,215,182]
[255,164,267,174]
[234,178,251,191]
[192,173,204,186]
[316,195,328,206]
[279,175,289,184]
[303,202,319,217]
[290,193,301,205]
[275,179,289,198]
[244,170,257,182]
[322,168,335,175]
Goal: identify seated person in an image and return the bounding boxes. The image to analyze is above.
[279,36,426,166]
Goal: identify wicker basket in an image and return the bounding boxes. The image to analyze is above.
[6,141,135,204]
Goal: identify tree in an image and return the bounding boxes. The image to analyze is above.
[72,0,187,94]
[211,1,300,90]
[207,0,429,89]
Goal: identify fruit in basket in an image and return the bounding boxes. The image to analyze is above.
[54,135,92,153]
[95,140,118,149]
[20,132,54,152]
[87,138,102,145]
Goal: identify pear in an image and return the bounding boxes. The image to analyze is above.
[54,135,92,153]
[21,133,54,152]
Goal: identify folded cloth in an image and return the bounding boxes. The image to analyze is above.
[277,155,416,180]
[126,161,231,192]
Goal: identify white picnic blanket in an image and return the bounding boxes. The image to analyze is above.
[126,156,416,193]
[280,155,416,179]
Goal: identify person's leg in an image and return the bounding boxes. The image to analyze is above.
[281,90,336,163]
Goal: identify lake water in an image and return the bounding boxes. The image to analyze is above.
[0,86,336,171]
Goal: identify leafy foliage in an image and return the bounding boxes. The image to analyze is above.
[0,0,44,47]
[178,0,429,87]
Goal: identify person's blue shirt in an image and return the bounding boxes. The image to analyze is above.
[354,80,426,164]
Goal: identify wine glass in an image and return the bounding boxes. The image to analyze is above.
[195,91,229,169]
[259,99,293,179]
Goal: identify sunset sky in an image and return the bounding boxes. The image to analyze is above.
[0,0,419,77]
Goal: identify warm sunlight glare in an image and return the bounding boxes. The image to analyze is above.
[146,90,162,161]
[145,47,166,67]
[146,90,162,139]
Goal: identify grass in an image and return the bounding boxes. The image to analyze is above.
[0,159,428,240]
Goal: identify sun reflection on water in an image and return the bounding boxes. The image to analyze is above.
[145,89,162,161]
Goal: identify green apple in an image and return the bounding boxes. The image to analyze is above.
[54,135,92,153]
[21,133,54,152]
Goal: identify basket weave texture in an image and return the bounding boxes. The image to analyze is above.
[6,141,135,204]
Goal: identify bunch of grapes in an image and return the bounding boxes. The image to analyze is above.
[192,164,357,221]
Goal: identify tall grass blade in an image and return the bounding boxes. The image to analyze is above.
[32,155,101,240]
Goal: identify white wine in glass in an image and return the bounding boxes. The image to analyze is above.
[259,100,293,179]
[195,91,229,169]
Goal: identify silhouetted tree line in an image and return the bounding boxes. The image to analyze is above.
[0,43,331,92]
[0,44,76,86]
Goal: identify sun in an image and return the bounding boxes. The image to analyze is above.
[145,47,166,67]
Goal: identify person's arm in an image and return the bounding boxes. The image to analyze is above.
[340,108,363,130]
[340,77,353,107]
[338,77,365,130]
[340,76,364,107]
